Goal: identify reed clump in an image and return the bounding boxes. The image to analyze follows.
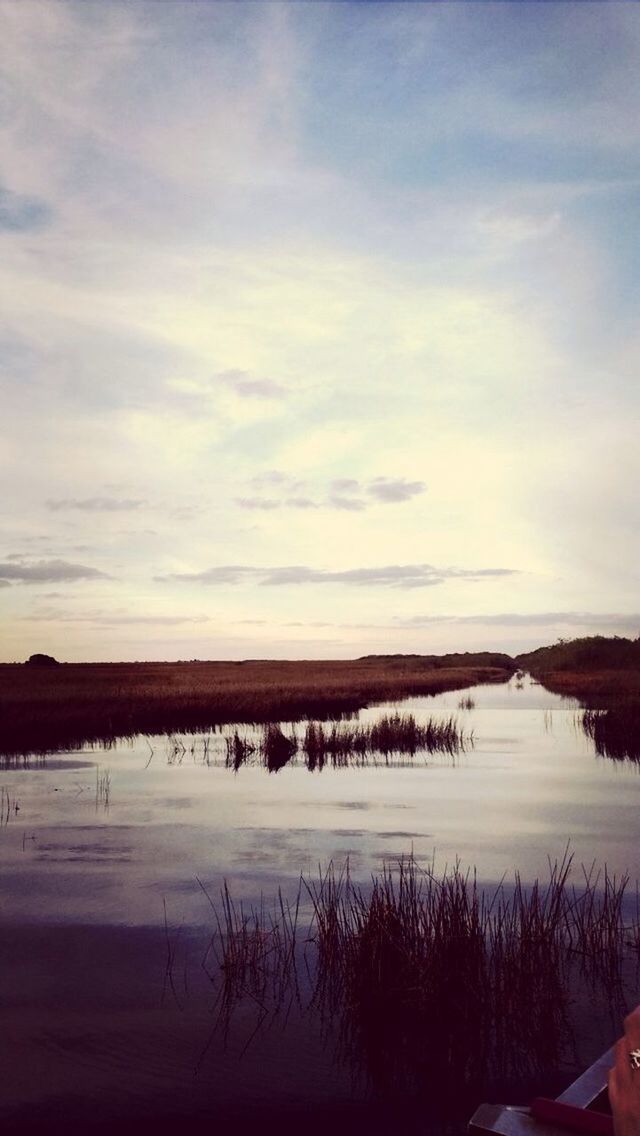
[201,879,300,1034]
[303,713,467,767]
[224,713,469,772]
[458,696,475,710]
[206,851,638,1102]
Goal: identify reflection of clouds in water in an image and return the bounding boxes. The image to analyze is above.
[333,801,371,811]
[36,841,133,864]
[376,831,429,840]
[0,758,94,771]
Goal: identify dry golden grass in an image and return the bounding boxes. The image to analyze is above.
[533,669,640,704]
[0,656,512,755]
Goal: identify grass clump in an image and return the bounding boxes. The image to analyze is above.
[205,850,638,1109]
[224,713,469,773]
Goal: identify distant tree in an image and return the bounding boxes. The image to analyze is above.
[26,653,59,666]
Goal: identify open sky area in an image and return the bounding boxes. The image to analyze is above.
[1,0,639,662]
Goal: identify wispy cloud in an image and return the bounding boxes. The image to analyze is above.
[398,611,640,628]
[249,471,297,489]
[330,478,359,493]
[237,475,424,512]
[0,559,109,584]
[158,562,518,589]
[46,497,146,512]
[366,477,426,503]
[217,369,287,399]
[157,565,255,586]
[285,497,318,509]
[23,610,211,626]
[236,497,281,511]
[327,495,366,512]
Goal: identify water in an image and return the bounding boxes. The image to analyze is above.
[0,676,639,1134]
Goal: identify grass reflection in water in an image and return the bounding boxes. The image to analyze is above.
[582,706,640,763]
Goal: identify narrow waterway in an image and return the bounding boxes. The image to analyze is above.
[0,675,638,1134]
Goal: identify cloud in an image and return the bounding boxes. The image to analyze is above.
[23,609,211,626]
[0,559,109,584]
[236,475,424,513]
[398,611,640,628]
[156,565,256,585]
[285,497,318,509]
[236,497,281,511]
[250,470,294,488]
[217,369,287,398]
[331,478,360,493]
[96,614,209,626]
[0,186,51,231]
[46,497,146,512]
[158,562,518,589]
[366,477,426,503]
[327,495,366,512]
[285,620,331,628]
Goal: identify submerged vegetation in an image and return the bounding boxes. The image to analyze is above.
[204,852,637,1114]
[224,713,470,772]
[0,654,514,756]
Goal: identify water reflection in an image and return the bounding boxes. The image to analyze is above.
[225,713,469,773]
[582,707,640,763]
[1,678,640,1134]
[202,853,637,1128]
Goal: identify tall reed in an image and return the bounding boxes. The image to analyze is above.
[224,713,469,772]
[205,851,638,1106]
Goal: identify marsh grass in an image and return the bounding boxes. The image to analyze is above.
[457,696,476,710]
[95,765,111,808]
[200,878,301,1045]
[0,785,19,825]
[204,851,639,1104]
[223,713,469,772]
[0,656,514,757]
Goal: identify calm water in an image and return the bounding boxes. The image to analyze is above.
[1,676,639,1134]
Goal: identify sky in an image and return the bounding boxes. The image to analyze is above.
[1,0,639,662]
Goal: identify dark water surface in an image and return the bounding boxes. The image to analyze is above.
[1,677,639,1135]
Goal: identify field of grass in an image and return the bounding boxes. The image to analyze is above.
[0,654,514,756]
[529,668,640,703]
